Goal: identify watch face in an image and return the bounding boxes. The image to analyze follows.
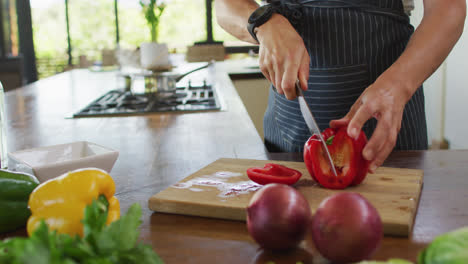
[249,5,272,23]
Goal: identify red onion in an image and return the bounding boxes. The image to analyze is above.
[311,192,383,263]
[246,183,312,250]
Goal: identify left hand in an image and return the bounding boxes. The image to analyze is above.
[330,77,412,173]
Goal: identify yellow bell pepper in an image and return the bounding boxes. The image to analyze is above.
[27,168,120,237]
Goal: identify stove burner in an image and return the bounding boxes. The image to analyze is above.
[120,92,148,104]
[73,82,221,117]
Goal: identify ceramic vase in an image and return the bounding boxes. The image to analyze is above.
[140,42,170,70]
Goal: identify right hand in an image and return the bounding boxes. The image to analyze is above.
[256,14,310,100]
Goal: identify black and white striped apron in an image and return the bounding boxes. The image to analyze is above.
[263,0,428,152]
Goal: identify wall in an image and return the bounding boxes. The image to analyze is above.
[444,12,468,149]
[411,3,468,149]
[410,4,443,148]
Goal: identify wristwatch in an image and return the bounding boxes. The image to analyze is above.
[247,4,278,43]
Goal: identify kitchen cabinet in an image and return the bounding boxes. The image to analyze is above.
[231,78,269,140]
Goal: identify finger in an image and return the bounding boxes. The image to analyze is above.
[281,56,300,100]
[369,107,404,172]
[362,112,394,161]
[259,49,272,83]
[273,57,283,94]
[268,67,276,92]
[259,63,271,83]
[347,101,376,140]
[281,68,299,100]
[329,118,350,128]
[368,138,396,173]
[298,53,310,91]
[330,93,364,129]
[266,66,277,92]
[346,91,367,118]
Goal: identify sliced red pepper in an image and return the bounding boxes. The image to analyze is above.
[246,163,302,185]
[303,126,370,189]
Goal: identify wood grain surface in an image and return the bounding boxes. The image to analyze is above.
[149,158,424,236]
[2,65,468,263]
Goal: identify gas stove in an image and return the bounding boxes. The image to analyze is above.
[72,78,222,118]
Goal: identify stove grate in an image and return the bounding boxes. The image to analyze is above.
[72,83,221,117]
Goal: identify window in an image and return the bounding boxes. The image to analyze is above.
[68,0,116,62]
[118,0,208,52]
[30,0,67,78]
[212,4,253,47]
[29,0,257,79]
[1,0,19,57]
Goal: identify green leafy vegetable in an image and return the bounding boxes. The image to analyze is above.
[418,227,468,264]
[0,199,164,264]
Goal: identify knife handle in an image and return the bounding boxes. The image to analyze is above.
[295,79,304,97]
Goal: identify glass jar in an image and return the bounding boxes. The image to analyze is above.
[0,82,7,168]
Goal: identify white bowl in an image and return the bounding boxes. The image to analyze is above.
[7,141,119,183]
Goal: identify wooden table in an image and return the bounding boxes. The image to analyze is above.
[2,64,468,263]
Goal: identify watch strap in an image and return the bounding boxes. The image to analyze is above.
[247,5,276,43]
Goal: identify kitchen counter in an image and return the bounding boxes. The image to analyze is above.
[2,64,468,263]
[4,64,269,195]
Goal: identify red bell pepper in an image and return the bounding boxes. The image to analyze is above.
[303,126,370,189]
[246,163,302,185]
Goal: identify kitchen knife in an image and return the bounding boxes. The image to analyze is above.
[295,80,338,177]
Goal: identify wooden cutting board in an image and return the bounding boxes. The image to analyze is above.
[148,158,424,237]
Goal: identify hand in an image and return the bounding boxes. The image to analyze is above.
[256,14,309,99]
[330,77,413,173]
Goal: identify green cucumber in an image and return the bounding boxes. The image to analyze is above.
[0,169,39,184]
[0,170,39,233]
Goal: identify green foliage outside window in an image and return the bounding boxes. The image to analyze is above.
[31,0,243,79]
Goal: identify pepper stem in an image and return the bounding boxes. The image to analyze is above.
[96,194,109,213]
[326,135,335,146]
[82,194,111,242]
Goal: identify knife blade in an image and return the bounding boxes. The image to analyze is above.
[295,80,338,177]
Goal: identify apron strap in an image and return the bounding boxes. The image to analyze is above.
[269,0,409,24]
